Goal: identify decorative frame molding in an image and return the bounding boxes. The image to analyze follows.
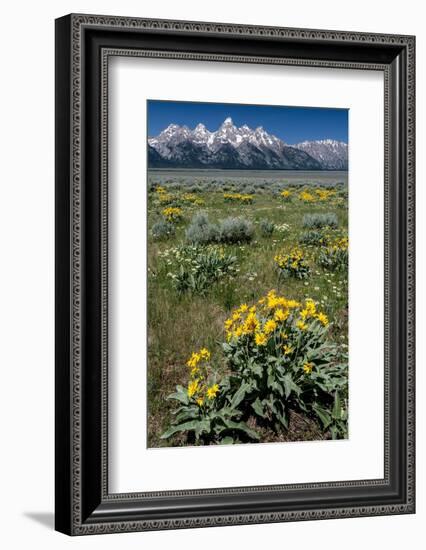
[55,14,415,535]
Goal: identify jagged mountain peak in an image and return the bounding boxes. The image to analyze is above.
[294,139,348,170]
[148,118,347,170]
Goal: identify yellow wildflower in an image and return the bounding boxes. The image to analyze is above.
[196,397,204,407]
[264,319,277,335]
[305,299,316,316]
[186,352,201,369]
[276,297,288,308]
[267,290,279,309]
[239,303,249,313]
[286,299,301,309]
[187,379,199,398]
[190,366,199,377]
[199,348,211,360]
[303,362,314,374]
[316,312,329,326]
[206,384,219,399]
[223,192,254,203]
[301,300,316,320]
[224,319,233,330]
[299,191,315,202]
[162,206,183,222]
[274,308,289,322]
[255,332,268,346]
[283,344,294,355]
[234,326,243,338]
[243,312,259,334]
[296,320,308,331]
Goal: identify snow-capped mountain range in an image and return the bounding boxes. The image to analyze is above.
[148,117,348,170]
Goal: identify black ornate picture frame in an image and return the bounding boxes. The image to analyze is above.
[55,14,415,535]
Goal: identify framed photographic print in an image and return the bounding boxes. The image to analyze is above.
[55,14,415,535]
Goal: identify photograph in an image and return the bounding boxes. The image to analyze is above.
[147,100,349,447]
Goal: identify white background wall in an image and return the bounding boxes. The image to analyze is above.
[0,0,423,548]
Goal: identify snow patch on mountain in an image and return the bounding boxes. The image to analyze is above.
[148,119,348,170]
[293,139,348,170]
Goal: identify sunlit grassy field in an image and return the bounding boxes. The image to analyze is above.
[147,171,348,447]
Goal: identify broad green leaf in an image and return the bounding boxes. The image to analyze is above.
[312,404,332,429]
[251,364,263,377]
[251,398,266,418]
[224,419,260,440]
[174,409,198,423]
[220,436,234,445]
[160,420,203,439]
[167,386,189,405]
[194,420,211,437]
[268,378,284,397]
[230,382,250,409]
[282,373,301,399]
[330,425,339,440]
[276,408,288,429]
[332,391,341,420]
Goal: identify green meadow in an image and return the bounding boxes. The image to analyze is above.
[147,170,349,447]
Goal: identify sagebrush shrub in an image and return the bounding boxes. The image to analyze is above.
[186,184,203,193]
[299,229,328,246]
[185,212,219,245]
[151,219,175,240]
[186,213,254,245]
[260,219,275,237]
[243,185,255,195]
[218,217,254,244]
[303,212,338,229]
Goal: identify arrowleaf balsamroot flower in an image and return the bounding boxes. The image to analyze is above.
[220,290,348,439]
[162,206,183,223]
[223,192,254,204]
[274,247,310,280]
[187,379,199,398]
[255,332,268,346]
[303,362,314,374]
[224,290,329,350]
[206,384,220,399]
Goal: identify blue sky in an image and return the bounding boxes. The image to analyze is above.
[147,100,348,144]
